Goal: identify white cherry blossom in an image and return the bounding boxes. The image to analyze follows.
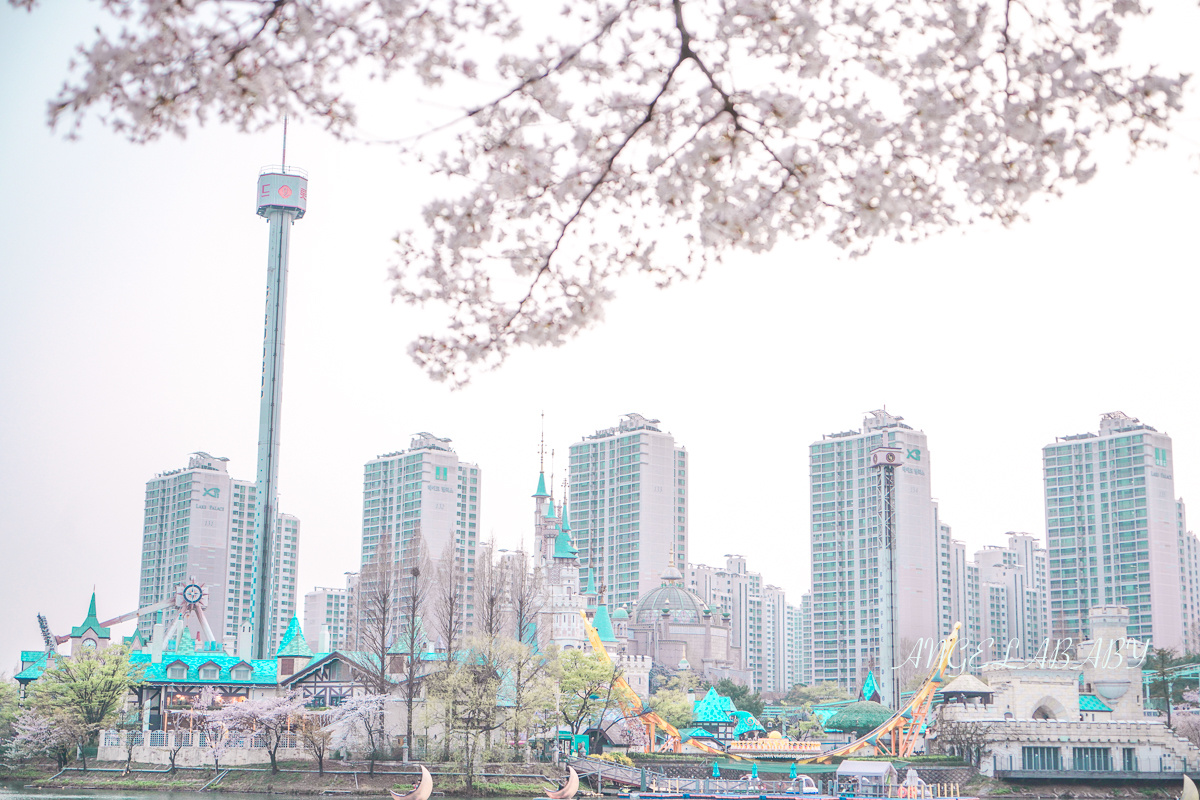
[15,0,1187,384]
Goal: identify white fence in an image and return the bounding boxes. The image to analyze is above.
[98,729,308,766]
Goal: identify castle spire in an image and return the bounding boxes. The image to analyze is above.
[533,413,550,498]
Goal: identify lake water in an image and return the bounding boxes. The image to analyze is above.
[0,782,530,800]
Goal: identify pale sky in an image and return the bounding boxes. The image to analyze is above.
[1,1,1199,675]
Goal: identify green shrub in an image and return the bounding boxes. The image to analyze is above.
[594,752,635,767]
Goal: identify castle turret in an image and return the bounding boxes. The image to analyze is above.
[69,592,112,656]
[275,615,313,678]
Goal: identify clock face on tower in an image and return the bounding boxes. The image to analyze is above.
[182,584,204,604]
[82,638,97,649]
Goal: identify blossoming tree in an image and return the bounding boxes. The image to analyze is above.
[12,0,1188,383]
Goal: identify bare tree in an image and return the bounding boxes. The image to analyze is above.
[395,535,431,762]
[504,551,549,760]
[509,551,542,649]
[432,541,467,760]
[357,530,400,695]
[434,541,466,662]
[934,713,994,768]
[475,539,506,639]
[299,709,335,775]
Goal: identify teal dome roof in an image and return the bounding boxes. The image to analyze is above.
[612,607,629,620]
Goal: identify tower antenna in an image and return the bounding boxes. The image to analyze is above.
[251,133,307,659]
[539,411,545,472]
[281,115,288,171]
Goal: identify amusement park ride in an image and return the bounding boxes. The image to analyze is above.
[37,577,221,654]
[581,610,963,764]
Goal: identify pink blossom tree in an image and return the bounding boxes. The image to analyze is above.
[8,0,1190,384]
[6,710,82,770]
[217,693,306,774]
[328,693,392,775]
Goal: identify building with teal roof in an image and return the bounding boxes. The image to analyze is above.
[61,591,116,656]
[276,616,314,658]
[531,466,589,651]
[731,709,766,737]
[691,686,768,743]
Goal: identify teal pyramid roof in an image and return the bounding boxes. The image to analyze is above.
[545,498,557,520]
[389,617,427,654]
[561,503,571,531]
[693,687,737,723]
[71,591,111,639]
[585,568,598,596]
[534,472,550,497]
[165,626,198,655]
[593,604,617,643]
[276,616,313,657]
[553,527,579,559]
[860,669,880,702]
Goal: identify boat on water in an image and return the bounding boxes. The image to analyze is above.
[389,764,433,800]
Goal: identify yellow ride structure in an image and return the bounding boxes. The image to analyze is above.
[803,622,962,762]
[582,607,961,765]
[581,610,735,758]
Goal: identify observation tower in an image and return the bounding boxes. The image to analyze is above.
[250,148,307,659]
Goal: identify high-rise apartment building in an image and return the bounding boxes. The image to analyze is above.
[792,593,814,688]
[1181,506,1200,654]
[304,579,353,652]
[138,452,298,653]
[936,517,954,637]
[686,555,793,694]
[947,532,1050,666]
[360,433,481,641]
[762,583,789,694]
[267,514,301,655]
[568,414,688,611]
[1043,412,1187,648]
[687,556,758,687]
[808,410,948,694]
[949,540,981,653]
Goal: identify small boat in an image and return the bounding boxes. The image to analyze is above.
[547,766,580,799]
[1183,775,1198,800]
[390,764,433,800]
